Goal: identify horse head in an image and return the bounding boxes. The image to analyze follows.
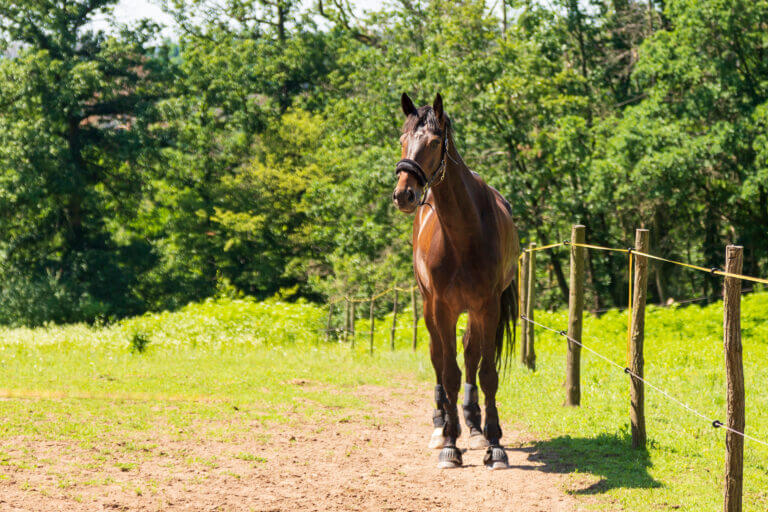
[393,92,448,213]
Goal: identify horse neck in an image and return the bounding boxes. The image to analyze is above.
[428,136,481,246]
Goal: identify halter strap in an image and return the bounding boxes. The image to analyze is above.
[395,159,428,187]
[395,132,448,205]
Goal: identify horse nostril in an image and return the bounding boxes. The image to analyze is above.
[407,189,415,203]
[393,190,397,201]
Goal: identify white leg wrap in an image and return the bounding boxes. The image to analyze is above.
[428,428,446,449]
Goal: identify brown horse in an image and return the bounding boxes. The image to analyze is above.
[393,93,519,469]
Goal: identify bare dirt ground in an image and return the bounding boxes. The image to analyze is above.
[0,382,591,512]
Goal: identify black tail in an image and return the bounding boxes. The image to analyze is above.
[495,279,518,375]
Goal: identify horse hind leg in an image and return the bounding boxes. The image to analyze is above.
[462,383,488,450]
[479,355,509,470]
[463,383,489,449]
[477,299,510,470]
[461,322,489,450]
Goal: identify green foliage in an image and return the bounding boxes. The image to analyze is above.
[2,0,768,323]
[0,0,173,324]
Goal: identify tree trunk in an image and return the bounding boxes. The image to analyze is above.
[549,252,570,306]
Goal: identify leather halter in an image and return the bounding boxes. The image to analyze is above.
[395,131,448,206]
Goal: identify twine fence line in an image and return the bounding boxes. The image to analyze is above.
[326,284,422,352]
[328,238,768,354]
[327,285,415,306]
[518,238,767,375]
[592,286,755,314]
[520,314,768,448]
[515,228,763,511]
[519,240,768,285]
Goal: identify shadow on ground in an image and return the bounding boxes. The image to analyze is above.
[508,432,661,494]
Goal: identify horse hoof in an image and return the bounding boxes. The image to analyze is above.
[437,446,463,469]
[428,428,445,449]
[468,432,489,450]
[483,445,509,470]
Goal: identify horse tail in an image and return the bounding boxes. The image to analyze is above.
[495,278,518,376]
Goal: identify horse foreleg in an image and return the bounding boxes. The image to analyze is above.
[428,384,448,449]
[426,307,447,449]
[425,300,462,468]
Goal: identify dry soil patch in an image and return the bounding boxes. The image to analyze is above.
[0,383,584,511]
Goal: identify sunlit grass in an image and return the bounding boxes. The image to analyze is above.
[0,294,767,510]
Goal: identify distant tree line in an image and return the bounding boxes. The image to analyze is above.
[0,0,767,325]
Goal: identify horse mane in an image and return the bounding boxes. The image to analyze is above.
[403,105,451,136]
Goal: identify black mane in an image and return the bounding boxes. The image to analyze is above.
[403,105,444,136]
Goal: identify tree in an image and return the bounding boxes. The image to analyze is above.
[596,0,768,299]
[0,0,173,324]
[134,0,337,308]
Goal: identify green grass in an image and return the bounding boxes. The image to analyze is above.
[0,294,767,510]
[497,299,768,511]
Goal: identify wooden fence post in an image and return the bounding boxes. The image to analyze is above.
[412,286,419,351]
[369,297,375,355]
[350,301,356,348]
[344,299,350,343]
[723,245,744,512]
[629,229,649,449]
[520,248,529,365]
[326,303,334,341]
[391,287,398,351]
[565,225,585,407]
[524,242,536,370]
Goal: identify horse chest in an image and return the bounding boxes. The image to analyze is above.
[413,209,438,289]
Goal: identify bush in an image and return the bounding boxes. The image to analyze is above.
[130,332,151,353]
[0,270,110,327]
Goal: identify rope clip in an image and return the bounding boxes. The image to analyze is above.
[712,420,723,428]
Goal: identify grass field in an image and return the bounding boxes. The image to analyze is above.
[1,294,767,510]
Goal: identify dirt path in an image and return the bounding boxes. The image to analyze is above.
[0,382,584,512]
[256,383,581,512]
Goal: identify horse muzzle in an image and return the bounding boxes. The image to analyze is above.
[393,185,418,213]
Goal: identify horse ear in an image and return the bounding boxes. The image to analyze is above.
[401,93,417,117]
[433,93,444,121]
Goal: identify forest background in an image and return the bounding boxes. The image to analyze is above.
[1,0,767,326]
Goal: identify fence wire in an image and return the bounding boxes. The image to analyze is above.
[520,314,768,449]
[520,240,768,285]
[327,285,417,306]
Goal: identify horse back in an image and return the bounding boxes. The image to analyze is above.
[472,174,519,288]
